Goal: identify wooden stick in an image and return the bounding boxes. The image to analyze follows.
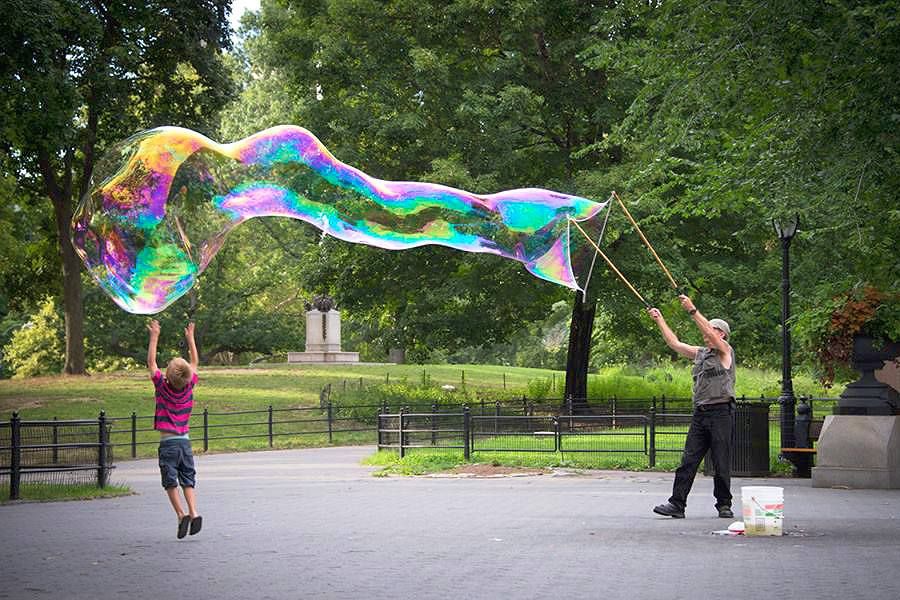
[569,217,649,307]
[612,191,680,291]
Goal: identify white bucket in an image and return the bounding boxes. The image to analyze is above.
[741,486,784,536]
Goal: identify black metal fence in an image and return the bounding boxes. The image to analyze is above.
[1,412,114,500]
[102,402,376,458]
[377,401,796,476]
[3,388,836,488]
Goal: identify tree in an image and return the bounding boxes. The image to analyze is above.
[601,0,900,369]
[235,0,642,372]
[0,0,234,373]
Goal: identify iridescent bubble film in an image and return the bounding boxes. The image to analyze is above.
[72,126,609,314]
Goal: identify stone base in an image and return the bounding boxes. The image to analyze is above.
[812,415,900,489]
[287,351,360,364]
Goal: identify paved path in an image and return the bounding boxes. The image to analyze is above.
[2,446,899,600]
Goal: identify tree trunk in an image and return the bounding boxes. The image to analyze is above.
[51,194,86,375]
[564,291,595,414]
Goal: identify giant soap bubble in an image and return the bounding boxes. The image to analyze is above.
[72,126,609,314]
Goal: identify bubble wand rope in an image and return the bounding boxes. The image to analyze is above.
[568,217,650,308]
[612,191,681,292]
[578,192,616,300]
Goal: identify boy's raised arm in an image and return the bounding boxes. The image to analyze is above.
[147,320,160,376]
[185,322,199,371]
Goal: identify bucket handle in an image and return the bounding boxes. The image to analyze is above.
[750,495,780,517]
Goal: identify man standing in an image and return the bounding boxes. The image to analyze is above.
[648,295,736,519]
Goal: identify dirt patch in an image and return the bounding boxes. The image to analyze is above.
[441,464,550,477]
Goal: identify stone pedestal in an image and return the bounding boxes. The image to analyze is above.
[287,309,359,364]
[812,415,900,489]
[837,336,899,415]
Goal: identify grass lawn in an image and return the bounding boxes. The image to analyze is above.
[1,483,132,503]
[0,363,557,421]
[1,362,832,466]
[0,363,563,458]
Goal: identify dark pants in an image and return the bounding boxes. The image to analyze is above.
[668,403,734,510]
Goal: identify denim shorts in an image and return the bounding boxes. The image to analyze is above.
[158,438,196,489]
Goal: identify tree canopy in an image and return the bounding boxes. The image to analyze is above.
[1,0,897,379]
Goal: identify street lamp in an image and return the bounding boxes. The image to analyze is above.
[773,214,800,451]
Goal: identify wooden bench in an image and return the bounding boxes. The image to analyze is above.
[780,419,824,477]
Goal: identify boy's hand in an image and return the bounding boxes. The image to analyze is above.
[185,322,195,338]
[647,307,663,322]
[147,320,161,337]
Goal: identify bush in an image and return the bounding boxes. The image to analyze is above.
[2,297,65,378]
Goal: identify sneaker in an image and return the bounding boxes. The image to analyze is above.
[189,515,202,536]
[177,515,191,539]
[717,506,734,519]
[652,502,685,518]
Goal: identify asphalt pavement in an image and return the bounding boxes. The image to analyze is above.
[2,446,899,600]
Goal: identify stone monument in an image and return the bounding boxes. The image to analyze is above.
[812,337,900,489]
[287,295,359,363]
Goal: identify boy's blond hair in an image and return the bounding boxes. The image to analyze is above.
[165,357,192,391]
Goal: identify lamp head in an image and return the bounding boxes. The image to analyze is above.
[773,214,800,240]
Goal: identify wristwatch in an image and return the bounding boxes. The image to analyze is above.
[688,308,697,315]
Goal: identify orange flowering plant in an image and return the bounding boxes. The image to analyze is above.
[798,286,900,387]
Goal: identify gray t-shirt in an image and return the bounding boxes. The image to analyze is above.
[692,346,736,406]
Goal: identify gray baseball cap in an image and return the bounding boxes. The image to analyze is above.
[709,318,731,339]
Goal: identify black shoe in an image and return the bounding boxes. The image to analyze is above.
[189,515,202,535]
[653,502,685,518]
[717,506,734,519]
[177,515,191,539]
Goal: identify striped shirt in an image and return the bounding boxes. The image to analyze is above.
[152,370,198,435]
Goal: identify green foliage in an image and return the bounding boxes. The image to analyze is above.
[2,297,64,378]
[363,450,467,476]
[226,0,637,360]
[604,0,900,367]
[0,173,57,316]
[794,285,900,385]
[525,362,836,400]
[0,0,236,373]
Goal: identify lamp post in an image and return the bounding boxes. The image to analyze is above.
[773,215,799,451]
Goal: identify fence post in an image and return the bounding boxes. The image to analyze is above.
[649,407,657,468]
[554,416,561,453]
[327,401,334,443]
[398,408,406,459]
[522,395,527,416]
[10,412,21,501]
[463,405,471,461]
[359,377,363,390]
[494,401,500,433]
[480,398,485,417]
[98,411,109,488]
[386,372,390,384]
[50,416,59,464]
[203,408,209,452]
[503,372,507,389]
[131,411,137,458]
[376,405,381,449]
[611,396,617,429]
[461,369,465,388]
[268,405,274,448]
[431,403,437,446]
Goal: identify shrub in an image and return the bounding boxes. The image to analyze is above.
[2,297,64,378]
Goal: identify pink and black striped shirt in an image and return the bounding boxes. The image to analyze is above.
[152,370,198,435]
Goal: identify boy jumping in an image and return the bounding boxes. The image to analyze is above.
[147,320,202,539]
